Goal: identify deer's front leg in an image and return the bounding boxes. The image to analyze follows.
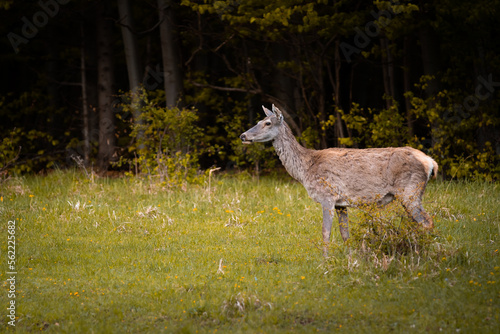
[336,207,349,242]
[322,206,333,256]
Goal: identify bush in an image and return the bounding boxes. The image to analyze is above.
[405,79,500,180]
[0,128,59,175]
[116,88,206,188]
[348,199,436,260]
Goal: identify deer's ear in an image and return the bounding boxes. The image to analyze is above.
[262,105,273,117]
[272,104,284,123]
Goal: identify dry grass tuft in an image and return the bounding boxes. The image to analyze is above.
[221,292,272,319]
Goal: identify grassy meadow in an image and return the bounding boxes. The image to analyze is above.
[0,170,499,333]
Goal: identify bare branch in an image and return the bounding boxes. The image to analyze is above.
[185,12,204,67]
[214,33,235,52]
[112,16,164,36]
[189,81,261,94]
[0,146,21,172]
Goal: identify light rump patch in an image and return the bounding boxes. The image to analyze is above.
[411,148,438,180]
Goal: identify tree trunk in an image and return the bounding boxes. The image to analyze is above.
[333,40,345,146]
[403,36,414,138]
[82,6,99,165]
[80,23,90,167]
[316,56,327,149]
[327,40,345,147]
[117,0,142,92]
[419,23,441,98]
[118,0,146,160]
[96,2,116,172]
[381,37,395,109]
[158,0,183,107]
[419,21,442,153]
[272,44,295,116]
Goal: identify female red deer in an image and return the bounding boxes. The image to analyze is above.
[240,105,437,249]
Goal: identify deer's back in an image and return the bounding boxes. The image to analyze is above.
[302,146,429,206]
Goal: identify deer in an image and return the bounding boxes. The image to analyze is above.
[240,105,438,252]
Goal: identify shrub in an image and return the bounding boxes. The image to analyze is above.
[348,199,436,260]
[0,128,59,175]
[116,88,206,188]
[405,79,500,180]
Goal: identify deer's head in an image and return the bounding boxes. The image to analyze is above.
[240,105,284,144]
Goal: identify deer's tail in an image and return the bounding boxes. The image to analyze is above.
[430,158,438,180]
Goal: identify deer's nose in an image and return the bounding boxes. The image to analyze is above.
[240,133,247,141]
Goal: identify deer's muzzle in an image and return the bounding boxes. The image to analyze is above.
[240,133,253,144]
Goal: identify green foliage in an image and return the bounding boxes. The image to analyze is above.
[0,0,13,10]
[297,126,320,148]
[337,103,365,147]
[1,0,499,182]
[340,99,411,149]
[0,128,22,172]
[182,0,350,37]
[0,127,59,174]
[405,77,500,181]
[369,100,410,147]
[116,88,206,187]
[0,88,72,174]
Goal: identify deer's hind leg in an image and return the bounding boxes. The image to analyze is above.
[336,207,349,242]
[402,200,434,229]
[322,206,349,256]
[400,186,434,229]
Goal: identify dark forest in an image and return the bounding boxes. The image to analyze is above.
[1,0,499,181]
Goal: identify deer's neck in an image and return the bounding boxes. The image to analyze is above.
[273,123,312,183]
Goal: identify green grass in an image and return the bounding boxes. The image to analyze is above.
[1,170,499,333]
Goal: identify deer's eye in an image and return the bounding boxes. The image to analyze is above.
[265,121,272,126]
